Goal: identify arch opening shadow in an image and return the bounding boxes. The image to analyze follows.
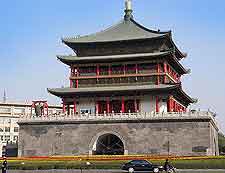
[94,133,124,155]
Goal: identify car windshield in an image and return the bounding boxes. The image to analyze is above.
[130,160,151,165]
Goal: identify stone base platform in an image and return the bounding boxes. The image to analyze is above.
[18,112,219,156]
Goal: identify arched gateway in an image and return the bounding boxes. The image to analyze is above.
[92,133,124,155]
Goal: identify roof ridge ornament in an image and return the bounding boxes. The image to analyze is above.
[124,0,133,20]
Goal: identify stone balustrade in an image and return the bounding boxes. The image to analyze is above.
[18,111,217,125]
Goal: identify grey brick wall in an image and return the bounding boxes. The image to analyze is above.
[18,119,219,156]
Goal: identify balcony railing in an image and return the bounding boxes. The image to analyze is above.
[19,111,217,126]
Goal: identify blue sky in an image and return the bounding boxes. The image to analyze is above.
[0,0,225,132]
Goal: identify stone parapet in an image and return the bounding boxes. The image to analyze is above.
[18,111,217,129]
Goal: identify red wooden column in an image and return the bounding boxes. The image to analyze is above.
[75,66,79,88]
[174,101,176,112]
[171,99,174,112]
[163,62,167,84]
[108,65,112,75]
[175,102,178,112]
[67,105,70,116]
[157,63,160,85]
[76,67,79,76]
[178,104,181,112]
[155,96,159,113]
[96,101,99,114]
[62,99,66,113]
[121,96,125,113]
[135,64,138,81]
[134,98,137,113]
[107,97,110,114]
[76,80,79,88]
[96,64,100,76]
[135,64,138,74]
[73,100,76,115]
[46,105,48,116]
[44,103,49,116]
[96,64,100,84]
[173,100,175,112]
[167,97,171,112]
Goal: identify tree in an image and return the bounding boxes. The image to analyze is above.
[218,132,225,155]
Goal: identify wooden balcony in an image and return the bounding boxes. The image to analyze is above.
[70,72,164,80]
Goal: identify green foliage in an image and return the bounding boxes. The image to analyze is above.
[1,159,225,170]
[169,159,225,169]
[218,132,225,154]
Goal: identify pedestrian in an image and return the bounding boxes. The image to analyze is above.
[1,156,7,173]
[164,159,176,173]
[164,159,170,173]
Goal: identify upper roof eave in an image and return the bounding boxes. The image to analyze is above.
[62,18,170,44]
[62,35,167,46]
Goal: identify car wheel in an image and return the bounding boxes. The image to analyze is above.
[128,167,134,173]
[153,167,159,173]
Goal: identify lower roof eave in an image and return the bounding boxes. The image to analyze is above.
[47,84,196,107]
[47,84,178,98]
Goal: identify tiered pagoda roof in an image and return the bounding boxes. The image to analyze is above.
[48,1,196,108]
[62,18,186,59]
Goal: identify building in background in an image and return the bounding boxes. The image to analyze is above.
[0,102,62,156]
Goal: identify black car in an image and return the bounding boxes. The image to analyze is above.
[121,160,164,173]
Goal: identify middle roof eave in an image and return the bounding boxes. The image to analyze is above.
[57,51,188,74]
[57,51,171,64]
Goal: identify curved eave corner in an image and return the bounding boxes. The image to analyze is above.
[56,55,71,66]
[61,38,76,50]
[170,50,191,74]
[62,38,73,45]
[47,88,63,98]
[177,86,197,104]
[47,88,55,95]
[167,35,187,60]
[130,18,171,35]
